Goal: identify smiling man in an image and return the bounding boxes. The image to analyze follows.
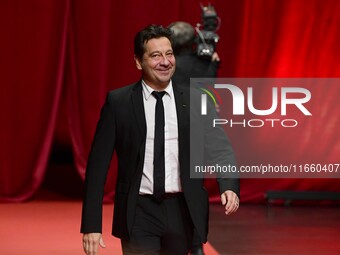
[135,36,176,89]
[81,24,239,255]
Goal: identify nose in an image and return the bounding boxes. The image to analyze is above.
[160,55,170,66]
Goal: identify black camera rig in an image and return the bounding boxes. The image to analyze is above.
[195,3,221,59]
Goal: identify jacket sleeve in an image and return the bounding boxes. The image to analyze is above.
[203,96,240,198]
[81,92,116,233]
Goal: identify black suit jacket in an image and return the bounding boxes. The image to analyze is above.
[81,81,239,242]
[172,51,219,86]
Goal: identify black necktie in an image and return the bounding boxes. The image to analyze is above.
[152,91,166,201]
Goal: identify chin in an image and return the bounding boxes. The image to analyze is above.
[157,76,171,83]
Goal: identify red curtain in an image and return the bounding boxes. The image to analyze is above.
[1,0,339,203]
[0,0,69,202]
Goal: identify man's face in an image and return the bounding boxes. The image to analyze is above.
[135,37,175,90]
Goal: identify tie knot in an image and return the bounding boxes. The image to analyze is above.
[152,91,166,100]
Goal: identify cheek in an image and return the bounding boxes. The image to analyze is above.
[142,62,157,72]
[149,60,160,69]
[169,57,176,66]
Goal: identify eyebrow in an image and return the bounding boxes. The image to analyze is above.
[149,49,173,55]
[149,51,161,55]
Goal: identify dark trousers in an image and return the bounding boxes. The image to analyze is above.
[191,228,203,252]
[121,194,193,255]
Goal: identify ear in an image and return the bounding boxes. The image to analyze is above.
[134,55,143,70]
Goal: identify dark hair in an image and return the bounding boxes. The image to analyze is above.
[134,24,174,60]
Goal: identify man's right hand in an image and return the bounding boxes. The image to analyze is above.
[82,233,106,255]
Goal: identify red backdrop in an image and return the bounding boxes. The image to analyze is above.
[0,0,339,202]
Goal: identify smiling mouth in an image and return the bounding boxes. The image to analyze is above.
[157,69,172,74]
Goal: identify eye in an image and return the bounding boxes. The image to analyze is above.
[166,52,174,57]
[151,53,161,59]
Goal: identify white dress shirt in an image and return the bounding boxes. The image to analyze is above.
[139,80,182,195]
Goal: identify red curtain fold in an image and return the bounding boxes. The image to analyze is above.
[0,0,339,203]
[206,0,340,202]
[0,0,70,202]
[66,0,117,202]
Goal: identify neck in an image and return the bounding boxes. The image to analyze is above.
[143,80,170,91]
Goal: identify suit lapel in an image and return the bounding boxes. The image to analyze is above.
[130,81,189,163]
[173,84,189,130]
[131,81,146,138]
[173,84,190,177]
[132,81,189,139]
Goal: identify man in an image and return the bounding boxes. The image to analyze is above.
[81,24,239,255]
[168,21,220,87]
[169,21,222,255]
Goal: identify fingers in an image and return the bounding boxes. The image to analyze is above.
[99,237,106,248]
[221,190,239,215]
[83,233,103,255]
[83,237,97,255]
[221,192,227,205]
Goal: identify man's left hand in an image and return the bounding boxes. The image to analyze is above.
[221,190,239,215]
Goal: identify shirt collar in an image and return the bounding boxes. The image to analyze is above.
[142,80,173,101]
